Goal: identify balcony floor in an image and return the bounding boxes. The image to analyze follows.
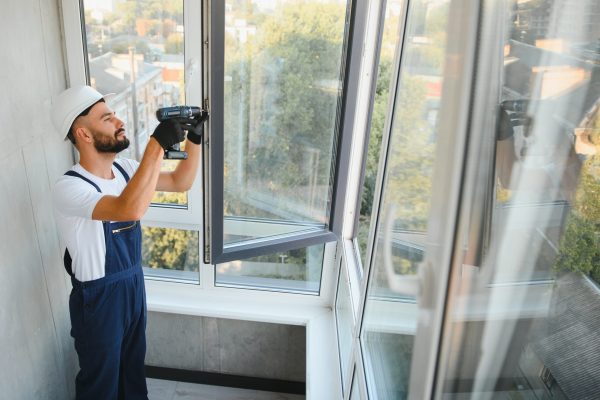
[147,378,305,400]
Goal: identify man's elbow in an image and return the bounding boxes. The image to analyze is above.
[171,180,193,192]
[130,208,146,221]
[181,182,193,192]
[123,199,148,221]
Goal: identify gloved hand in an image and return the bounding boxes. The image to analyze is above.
[151,119,186,150]
[178,112,208,145]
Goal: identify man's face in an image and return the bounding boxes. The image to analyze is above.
[84,102,130,154]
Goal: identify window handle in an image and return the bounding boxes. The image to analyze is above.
[382,204,421,298]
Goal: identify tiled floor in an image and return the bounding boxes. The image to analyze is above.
[147,378,305,400]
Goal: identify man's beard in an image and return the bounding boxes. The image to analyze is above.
[92,128,130,154]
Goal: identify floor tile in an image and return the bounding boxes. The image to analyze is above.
[147,378,177,400]
[171,381,305,400]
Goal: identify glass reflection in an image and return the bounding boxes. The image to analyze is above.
[215,244,324,293]
[440,0,600,398]
[361,0,450,398]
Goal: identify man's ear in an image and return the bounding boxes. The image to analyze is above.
[73,124,92,144]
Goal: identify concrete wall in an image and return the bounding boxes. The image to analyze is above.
[146,312,306,382]
[0,0,77,399]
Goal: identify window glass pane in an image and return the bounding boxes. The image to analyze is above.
[82,0,187,207]
[336,258,354,394]
[142,226,199,282]
[215,244,324,293]
[223,0,350,246]
[439,0,600,398]
[356,0,405,268]
[360,0,450,398]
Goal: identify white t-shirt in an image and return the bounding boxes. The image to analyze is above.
[53,158,140,282]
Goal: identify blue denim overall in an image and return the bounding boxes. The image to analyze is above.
[63,162,148,400]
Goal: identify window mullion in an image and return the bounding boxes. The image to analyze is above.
[60,0,87,86]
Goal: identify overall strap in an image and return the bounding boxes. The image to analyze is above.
[113,161,130,182]
[62,169,104,279]
[64,170,102,192]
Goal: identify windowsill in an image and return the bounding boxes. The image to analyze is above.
[145,280,342,399]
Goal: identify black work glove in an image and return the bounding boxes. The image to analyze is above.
[151,119,186,150]
[178,112,208,145]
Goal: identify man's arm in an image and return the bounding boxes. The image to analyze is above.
[156,139,201,192]
[91,119,186,221]
[92,139,164,221]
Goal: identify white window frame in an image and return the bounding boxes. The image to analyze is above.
[335,0,401,398]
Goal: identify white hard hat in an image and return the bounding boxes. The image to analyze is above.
[51,85,114,140]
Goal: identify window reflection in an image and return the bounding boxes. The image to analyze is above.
[360,0,450,398]
[441,0,600,398]
[215,245,324,293]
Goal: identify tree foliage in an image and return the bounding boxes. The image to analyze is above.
[555,214,600,282]
[85,0,183,58]
[223,3,345,220]
[385,76,432,231]
[142,226,199,270]
[555,121,600,282]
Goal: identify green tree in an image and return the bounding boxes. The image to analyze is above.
[361,59,393,216]
[385,76,432,231]
[165,32,183,54]
[142,226,199,271]
[555,114,600,282]
[223,3,346,220]
[555,214,600,282]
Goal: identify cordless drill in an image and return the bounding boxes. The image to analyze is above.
[156,106,206,159]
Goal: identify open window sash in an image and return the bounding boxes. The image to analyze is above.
[203,0,367,264]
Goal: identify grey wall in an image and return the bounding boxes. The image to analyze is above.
[146,312,306,382]
[0,0,77,399]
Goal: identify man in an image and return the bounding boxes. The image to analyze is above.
[51,85,206,399]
